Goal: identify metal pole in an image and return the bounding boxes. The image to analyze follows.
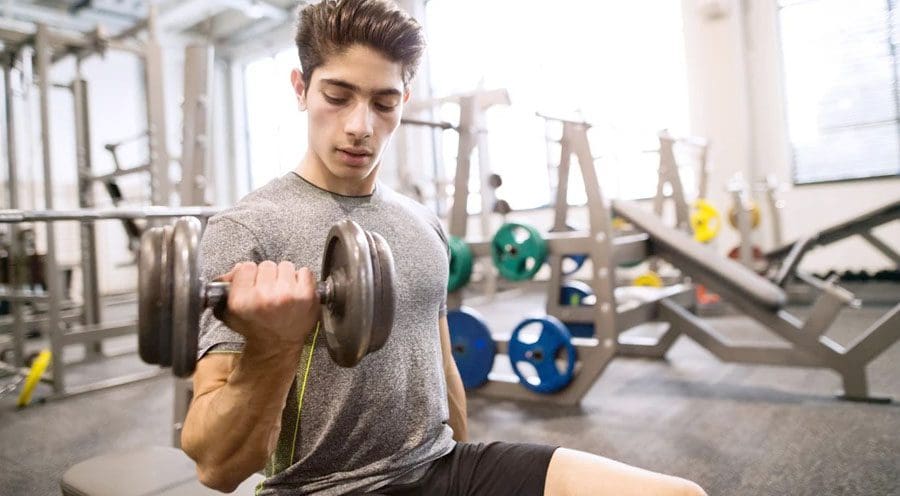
[180,43,213,206]
[0,206,222,222]
[3,52,25,368]
[35,24,65,394]
[144,5,170,206]
[72,76,103,359]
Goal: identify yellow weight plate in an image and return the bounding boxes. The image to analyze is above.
[728,202,761,230]
[17,350,51,408]
[633,271,663,288]
[690,199,721,243]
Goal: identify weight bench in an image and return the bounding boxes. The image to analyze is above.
[766,198,900,274]
[60,446,264,496]
[612,200,900,402]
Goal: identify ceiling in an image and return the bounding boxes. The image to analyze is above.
[1,0,302,47]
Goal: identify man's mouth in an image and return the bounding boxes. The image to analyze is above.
[336,147,373,166]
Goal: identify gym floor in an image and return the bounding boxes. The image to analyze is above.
[2,290,898,496]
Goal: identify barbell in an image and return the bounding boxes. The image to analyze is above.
[138,216,397,376]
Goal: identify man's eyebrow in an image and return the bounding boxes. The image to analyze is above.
[320,78,402,97]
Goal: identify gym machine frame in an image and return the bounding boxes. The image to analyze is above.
[449,114,693,405]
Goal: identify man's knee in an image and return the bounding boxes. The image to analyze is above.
[677,479,708,496]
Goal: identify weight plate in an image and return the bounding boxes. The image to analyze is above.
[559,280,594,306]
[633,271,663,288]
[447,307,496,389]
[728,203,761,230]
[321,220,374,367]
[562,254,588,275]
[448,236,473,293]
[691,199,722,243]
[171,217,203,378]
[508,316,576,394]
[491,222,548,281]
[366,230,395,354]
[138,227,165,365]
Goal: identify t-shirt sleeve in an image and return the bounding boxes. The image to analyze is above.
[196,215,266,358]
[430,215,451,318]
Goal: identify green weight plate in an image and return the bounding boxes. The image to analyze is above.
[171,217,203,378]
[321,220,374,367]
[447,236,473,293]
[365,230,395,354]
[491,223,548,281]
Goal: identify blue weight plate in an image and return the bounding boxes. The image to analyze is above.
[508,316,577,394]
[562,254,588,275]
[559,280,594,306]
[447,307,496,389]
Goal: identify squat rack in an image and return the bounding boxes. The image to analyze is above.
[0,10,172,398]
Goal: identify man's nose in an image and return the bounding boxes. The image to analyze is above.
[345,101,374,139]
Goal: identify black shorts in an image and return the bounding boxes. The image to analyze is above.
[370,442,559,496]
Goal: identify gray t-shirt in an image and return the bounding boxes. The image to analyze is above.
[197,172,456,495]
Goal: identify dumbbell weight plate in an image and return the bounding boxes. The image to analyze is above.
[171,217,203,377]
[137,225,174,366]
[321,220,375,367]
[365,230,395,354]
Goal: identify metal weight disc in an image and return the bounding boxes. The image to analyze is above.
[157,226,175,367]
[447,236,473,293]
[508,316,577,394]
[365,230,395,354]
[321,220,374,367]
[171,217,203,377]
[137,227,165,365]
[447,307,496,389]
[559,280,594,306]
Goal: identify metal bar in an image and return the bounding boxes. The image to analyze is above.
[3,52,26,368]
[180,43,213,206]
[772,236,814,287]
[59,321,136,346]
[144,6,170,207]
[845,303,900,365]
[36,24,65,394]
[52,369,164,399]
[860,231,900,267]
[89,163,151,183]
[659,299,823,367]
[73,76,103,360]
[401,117,455,130]
[0,206,221,223]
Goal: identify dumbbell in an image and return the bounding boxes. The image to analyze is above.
[137,216,396,377]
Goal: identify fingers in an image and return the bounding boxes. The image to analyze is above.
[256,260,278,286]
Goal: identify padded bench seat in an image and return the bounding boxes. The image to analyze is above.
[612,200,787,310]
[61,446,265,496]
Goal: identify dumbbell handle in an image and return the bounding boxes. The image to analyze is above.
[203,280,333,313]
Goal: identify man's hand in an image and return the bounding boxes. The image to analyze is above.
[217,261,320,347]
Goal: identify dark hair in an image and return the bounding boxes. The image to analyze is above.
[294,0,426,91]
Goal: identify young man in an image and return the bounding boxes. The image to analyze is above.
[181,1,707,495]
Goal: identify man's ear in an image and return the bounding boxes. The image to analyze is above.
[402,87,411,104]
[290,68,308,111]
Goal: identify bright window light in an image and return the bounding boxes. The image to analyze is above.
[244,47,308,190]
[425,0,690,208]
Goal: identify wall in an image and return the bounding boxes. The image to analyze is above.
[680,0,899,273]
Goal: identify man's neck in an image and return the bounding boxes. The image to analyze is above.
[295,152,377,197]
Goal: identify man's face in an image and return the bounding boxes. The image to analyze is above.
[292,44,409,184]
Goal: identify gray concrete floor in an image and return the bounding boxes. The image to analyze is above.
[1,291,898,496]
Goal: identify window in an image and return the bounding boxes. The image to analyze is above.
[779,0,900,184]
[244,47,308,190]
[424,0,690,209]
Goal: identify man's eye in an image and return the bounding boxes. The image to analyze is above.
[323,94,347,105]
[374,102,398,112]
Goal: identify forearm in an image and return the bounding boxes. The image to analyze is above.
[182,340,302,490]
[445,364,468,442]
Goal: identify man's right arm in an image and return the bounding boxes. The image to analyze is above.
[181,340,302,492]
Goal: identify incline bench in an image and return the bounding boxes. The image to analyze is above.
[612,200,900,402]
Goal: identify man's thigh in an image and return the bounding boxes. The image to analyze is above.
[377,442,558,496]
[544,448,706,496]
